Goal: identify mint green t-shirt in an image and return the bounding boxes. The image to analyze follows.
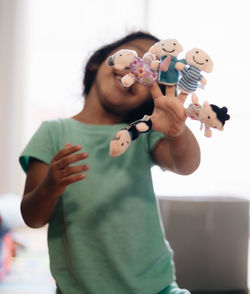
[19,118,175,294]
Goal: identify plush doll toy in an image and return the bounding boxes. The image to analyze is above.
[178,48,213,94]
[149,39,186,86]
[186,94,230,137]
[106,49,158,87]
[110,115,152,157]
[110,94,230,157]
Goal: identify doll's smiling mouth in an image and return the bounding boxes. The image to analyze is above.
[192,56,204,65]
[163,48,175,53]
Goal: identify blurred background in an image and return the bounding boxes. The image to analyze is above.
[0,0,249,293]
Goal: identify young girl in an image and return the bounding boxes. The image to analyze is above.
[19,31,200,294]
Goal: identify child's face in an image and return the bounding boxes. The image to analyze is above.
[93,38,156,118]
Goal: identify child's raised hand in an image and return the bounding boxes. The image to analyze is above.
[150,83,188,137]
[43,143,89,197]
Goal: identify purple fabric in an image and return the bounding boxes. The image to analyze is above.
[129,56,158,86]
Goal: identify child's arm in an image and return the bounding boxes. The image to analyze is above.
[150,83,200,175]
[152,127,200,175]
[21,144,89,228]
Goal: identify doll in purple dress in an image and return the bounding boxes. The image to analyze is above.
[107,49,158,87]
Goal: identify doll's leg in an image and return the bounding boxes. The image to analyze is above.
[158,282,191,294]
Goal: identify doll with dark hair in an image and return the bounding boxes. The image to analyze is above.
[19,31,200,294]
[186,94,230,137]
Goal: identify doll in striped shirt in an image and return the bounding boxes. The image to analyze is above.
[178,48,213,95]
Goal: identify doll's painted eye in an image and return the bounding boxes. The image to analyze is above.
[127,141,129,144]
[206,59,209,62]
[173,43,176,46]
[208,116,211,119]
[196,51,199,54]
[121,143,124,146]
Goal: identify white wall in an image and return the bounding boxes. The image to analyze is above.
[149,0,250,198]
[0,0,28,195]
[0,0,147,195]
[1,0,250,198]
[22,0,149,138]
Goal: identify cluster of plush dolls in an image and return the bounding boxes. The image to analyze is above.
[107,39,230,157]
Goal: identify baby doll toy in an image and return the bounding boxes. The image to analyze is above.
[149,38,186,86]
[110,115,152,157]
[186,94,230,137]
[178,48,213,94]
[106,49,158,87]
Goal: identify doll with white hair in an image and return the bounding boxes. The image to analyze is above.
[106,49,158,87]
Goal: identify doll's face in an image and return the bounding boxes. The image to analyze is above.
[150,39,183,58]
[112,49,137,70]
[186,48,213,73]
[93,38,155,118]
[200,104,223,130]
[109,130,131,157]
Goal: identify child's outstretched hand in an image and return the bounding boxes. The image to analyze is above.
[21,143,90,228]
[43,143,89,197]
[150,83,188,137]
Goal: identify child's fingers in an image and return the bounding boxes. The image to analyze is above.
[56,152,88,170]
[165,86,176,97]
[60,164,90,179]
[150,82,163,100]
[178,92,188,104]
[60,173,87,186]
[64,142,72,147]
[52,144,82,162]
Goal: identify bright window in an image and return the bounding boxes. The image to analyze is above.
[149,0,250,198]
[24,0,250,198]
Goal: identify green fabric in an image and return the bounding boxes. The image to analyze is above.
[20,118,176,294]
[159,282,191,294]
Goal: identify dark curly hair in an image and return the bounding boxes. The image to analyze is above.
[82,31,164,123]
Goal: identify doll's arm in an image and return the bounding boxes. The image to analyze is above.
[175,62,186,71]
[121,73,135,87]
[151,60,160,70]
[200,76,207,86]
[143,52,159,70]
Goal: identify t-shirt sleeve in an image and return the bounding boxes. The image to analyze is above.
[19,121,56,173]
[146,130,165,166]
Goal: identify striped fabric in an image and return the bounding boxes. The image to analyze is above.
[178,65,202,93]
